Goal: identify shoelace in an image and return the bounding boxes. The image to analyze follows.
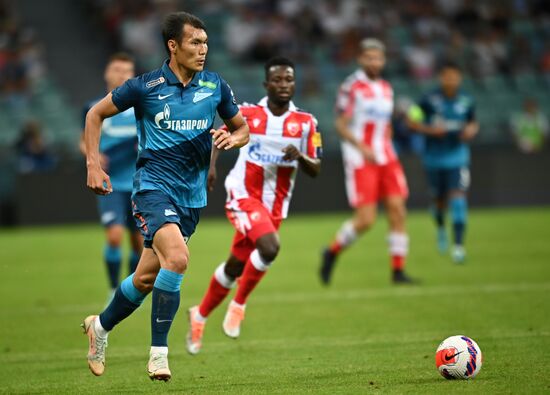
[149,354,168,370]
[92,335,108,361]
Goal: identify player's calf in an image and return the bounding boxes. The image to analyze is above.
[188,262,237,354]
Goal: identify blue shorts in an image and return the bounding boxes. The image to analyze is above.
[425,167,470,199]
[132,190,201,248]
[97,191,135,228]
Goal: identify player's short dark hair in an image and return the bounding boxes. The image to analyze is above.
[162,12,207,55]
[107,52,134,65]
[439,60,461,73]
[264,56,295,80]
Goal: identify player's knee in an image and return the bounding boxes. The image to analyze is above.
[257,240,280,262]
[355,215,375,233]
[106,234,123,247]
[163,248,190,273]
[224,260,245,279]
[106,226,124,246]
[255,233,280,262]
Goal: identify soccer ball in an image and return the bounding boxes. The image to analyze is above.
[435,335,482,379]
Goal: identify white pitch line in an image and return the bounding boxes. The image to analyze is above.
[4,330,549,364]
[251,281,550,305]
[4,282,550,316]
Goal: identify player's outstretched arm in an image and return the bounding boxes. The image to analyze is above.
[85,93,121,195]
[282,145,321,178]
[211,111,249,150]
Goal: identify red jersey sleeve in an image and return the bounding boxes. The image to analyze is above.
[335,82,355,117]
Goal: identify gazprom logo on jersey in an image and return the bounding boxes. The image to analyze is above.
[154,103,208,131]
[364,107,392,120]
[248,142,285,164]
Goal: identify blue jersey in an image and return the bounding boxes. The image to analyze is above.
[111,60,238,208]
[83,100,138,192]
[419,89,475,169]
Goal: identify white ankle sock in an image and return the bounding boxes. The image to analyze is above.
[95,317,108,338]
[194,310,207,323]
[336,220,358,248]
[150,346,168,356]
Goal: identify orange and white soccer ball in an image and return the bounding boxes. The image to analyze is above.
[435,335,483,379]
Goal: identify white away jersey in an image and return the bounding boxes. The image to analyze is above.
[336,69,397,166]
[225,97,322,219]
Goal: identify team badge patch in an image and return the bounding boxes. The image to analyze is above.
[287,122,300,136]
[146,77,165,88]
[193,92,214,103]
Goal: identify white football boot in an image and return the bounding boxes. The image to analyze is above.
[81,315,108,376]
[222,301,246,339]
[186,306,206,355]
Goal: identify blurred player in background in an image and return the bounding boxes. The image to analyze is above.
[80,53,142,302]
[407,62,478,263]
[320,38,414,285]
[186,57,322,355]
[81,12,249,381]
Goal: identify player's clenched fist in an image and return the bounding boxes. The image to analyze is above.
[282,144,302,161]
[211,128,236,150]
[87,165,113,195]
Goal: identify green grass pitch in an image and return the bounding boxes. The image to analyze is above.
[1,208,549,394]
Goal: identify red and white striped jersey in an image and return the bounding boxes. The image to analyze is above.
[336,69,397,166]
[225,97,322,219]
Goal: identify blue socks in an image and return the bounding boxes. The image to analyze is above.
[97,267,184,343]
[104,245,122,289]
[432,206,445,228]
[450,196,467,246]
[151,268,184,347]
[99,273,147,331]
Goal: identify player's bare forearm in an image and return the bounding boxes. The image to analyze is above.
[207,145,220,191]
[281,145,320,178]
[213,112,249,150]
[78,132,87,157]
[210,144,221,167]
[335,114,360,147]
[84,93,120,195]
[229,125,249,148]
[461,121,479,141]
[336,115,376,162]
[84,93,120,167]
[298,156,321,178]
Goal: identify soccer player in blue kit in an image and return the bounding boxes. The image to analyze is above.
[407,62,479,263]
[81,12,249,381]
[80,53,142,301]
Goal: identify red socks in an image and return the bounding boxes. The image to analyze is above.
[198,274,232,317]
[391,255,405,271]
[234,261,266,305]
[198,250,272,317]
[329,241,343,255]
[234,249,270,305]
